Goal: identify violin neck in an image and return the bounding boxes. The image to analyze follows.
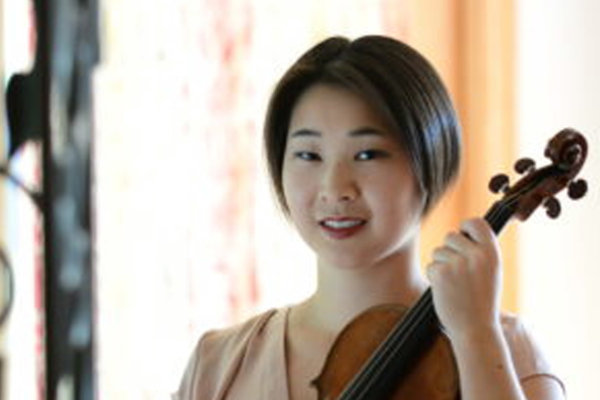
[485,200,513,235]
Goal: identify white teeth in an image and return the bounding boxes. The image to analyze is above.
[323,220,363,229]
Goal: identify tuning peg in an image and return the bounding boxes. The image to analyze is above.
[514,157,536,175]
[489,173,510,194]
[568,179,588,200]
[543,196,561,218]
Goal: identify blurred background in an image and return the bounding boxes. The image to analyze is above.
[0,0,598,399]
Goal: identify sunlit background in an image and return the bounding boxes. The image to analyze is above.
[0,0,599,399]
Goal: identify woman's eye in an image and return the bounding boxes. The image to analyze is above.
[355,150,387,161]
[294,151,321,161]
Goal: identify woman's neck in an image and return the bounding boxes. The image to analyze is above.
[296,241,428,335]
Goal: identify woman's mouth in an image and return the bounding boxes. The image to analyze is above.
[319,217,367,239]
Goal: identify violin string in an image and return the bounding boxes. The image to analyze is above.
[341,200,515,399]
[342,290,436,399]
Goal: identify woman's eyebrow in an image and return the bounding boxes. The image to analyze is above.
[289,127,385,138]
[348,127,385,137]
[290,128,320,138]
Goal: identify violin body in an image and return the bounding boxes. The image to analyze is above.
[313,304,459,399]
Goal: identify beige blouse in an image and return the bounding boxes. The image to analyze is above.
[173,307,563,399]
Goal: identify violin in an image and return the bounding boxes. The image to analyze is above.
[312,128,588,399]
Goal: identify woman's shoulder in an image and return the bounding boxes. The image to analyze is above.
[500,312,565,392]
[200,308,281,354]
[173,307,287,400]
[500,312,548,375]
[191,307,287,376]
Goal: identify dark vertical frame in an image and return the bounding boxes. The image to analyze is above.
[34,0,98,398]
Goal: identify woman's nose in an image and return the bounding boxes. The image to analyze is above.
[319,161,359,203]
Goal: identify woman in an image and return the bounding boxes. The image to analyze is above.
[174,35,564,400]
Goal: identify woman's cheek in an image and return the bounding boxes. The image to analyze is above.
[284,169,315,214]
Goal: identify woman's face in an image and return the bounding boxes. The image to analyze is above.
[282,84,423,270]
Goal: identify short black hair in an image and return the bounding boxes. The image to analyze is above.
[264,35,461,215]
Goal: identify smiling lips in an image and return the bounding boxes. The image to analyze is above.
[319,217,367,239]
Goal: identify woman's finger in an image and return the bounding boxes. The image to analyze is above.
[459,218,495,245]
[443,231,474,253]
[431,245,463,264]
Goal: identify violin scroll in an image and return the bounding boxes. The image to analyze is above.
[489,128,588,222]
[545,128,587,172]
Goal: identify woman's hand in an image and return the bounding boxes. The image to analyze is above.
[426,217,502,343]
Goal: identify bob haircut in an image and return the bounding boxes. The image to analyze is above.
[264,35,461,215]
